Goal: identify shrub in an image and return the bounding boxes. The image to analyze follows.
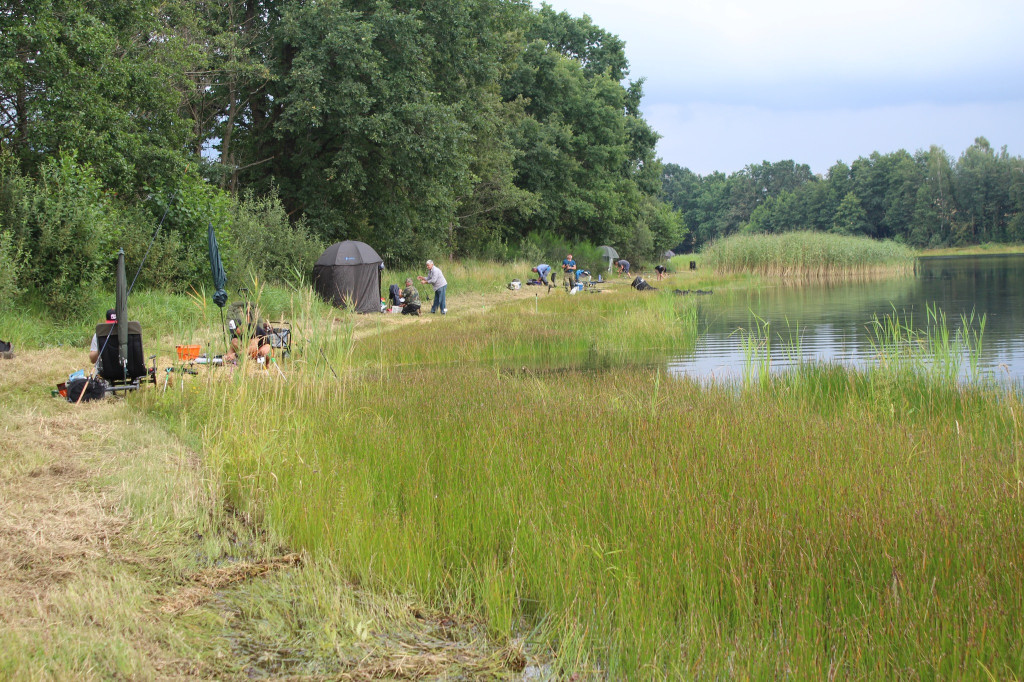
[229,189,324,284]
[0,229,25,311]
[0,154,118,318]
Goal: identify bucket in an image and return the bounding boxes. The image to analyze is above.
[176,344,201,361]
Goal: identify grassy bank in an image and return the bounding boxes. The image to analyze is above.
[157,358,1024,678]
[702,232,916,278]
[8,263,1024,677]
[351,287,698,370]
[920,242,1024,257]
[2,357,530,679]
[139,285,1024,678]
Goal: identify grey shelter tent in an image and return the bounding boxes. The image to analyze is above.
[598,245,619,272]
[312,241,383,313]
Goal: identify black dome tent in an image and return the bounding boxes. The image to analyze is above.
[312,240,383,313]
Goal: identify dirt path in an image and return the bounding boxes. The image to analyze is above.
[0,349,530,679]
[0,348,257,678]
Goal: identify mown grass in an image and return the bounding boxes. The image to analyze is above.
[702,232,916,278]
[144,285,1024,678]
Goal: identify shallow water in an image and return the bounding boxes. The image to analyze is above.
[668,254,1024,383]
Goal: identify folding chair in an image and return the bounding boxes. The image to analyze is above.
[94,321,155,393]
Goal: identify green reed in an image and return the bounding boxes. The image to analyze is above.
[703,231,916,279]
[146,287,1024,679]
[866,303,987,383]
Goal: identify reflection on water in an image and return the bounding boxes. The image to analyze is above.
[669,254,1024,382]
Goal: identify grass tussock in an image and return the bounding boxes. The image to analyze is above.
[703,231,916,279]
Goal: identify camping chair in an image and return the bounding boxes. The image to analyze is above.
[388,284,403,308]
[267,323,291,357]
[94,321,156,393]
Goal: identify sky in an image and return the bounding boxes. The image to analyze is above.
[536,0,1024,176]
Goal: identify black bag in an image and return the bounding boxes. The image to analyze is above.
[631,276,656,291]
[66,377,107,402]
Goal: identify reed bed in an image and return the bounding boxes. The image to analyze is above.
[703,232,916,279]
[148,290,1024,679]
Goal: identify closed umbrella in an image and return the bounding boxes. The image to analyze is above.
[208,224,228,308]
[207,224,229,351]
[115,249,128,379]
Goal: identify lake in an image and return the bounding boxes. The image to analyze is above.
[669,254,1024,383]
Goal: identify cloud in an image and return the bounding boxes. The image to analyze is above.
[544,0,1024,105]
[536,0,1024,172]
[646,100,1024,175]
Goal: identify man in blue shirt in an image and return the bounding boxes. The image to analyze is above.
[532,264,552,285]
[561,254,577,291]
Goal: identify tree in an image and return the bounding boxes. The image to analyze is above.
[831,192,870,236]
[0,0,192,195]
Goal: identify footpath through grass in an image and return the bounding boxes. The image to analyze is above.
[1,349,525,679]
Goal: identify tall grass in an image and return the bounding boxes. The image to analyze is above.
[703,232,916,279]
[147,290,1024,678]
[161,362,1024,678]
[866,303,987,383]
[352,289,698,370]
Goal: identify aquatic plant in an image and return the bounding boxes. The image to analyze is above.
[702,231,915,279]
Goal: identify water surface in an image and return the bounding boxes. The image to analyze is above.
[669,254,1024,383]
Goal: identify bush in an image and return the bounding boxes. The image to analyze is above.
[146,174,235,291]
[0,154,119,318]
[229,189,324,284]
[513,230,606,275]
[0,229,25,311]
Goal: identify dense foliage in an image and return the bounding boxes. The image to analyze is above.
[3,0,1021,318]
[663,138,1024,251]
[1,0,682,317]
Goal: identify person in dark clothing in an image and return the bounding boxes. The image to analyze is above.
[654,264,667,280]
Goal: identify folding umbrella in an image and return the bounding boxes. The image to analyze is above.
[208,224,228,308]
[115,249,128,379]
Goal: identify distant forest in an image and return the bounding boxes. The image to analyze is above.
[663,137,1024,252]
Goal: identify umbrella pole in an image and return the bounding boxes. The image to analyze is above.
[219,307,228,355]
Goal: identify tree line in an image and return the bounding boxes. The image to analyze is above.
[662,137,1024,251]
[0,0,683,316]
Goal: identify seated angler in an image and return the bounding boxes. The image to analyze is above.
[401,278,421,315]
[224,303,272,365]
[88,308,117,372]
